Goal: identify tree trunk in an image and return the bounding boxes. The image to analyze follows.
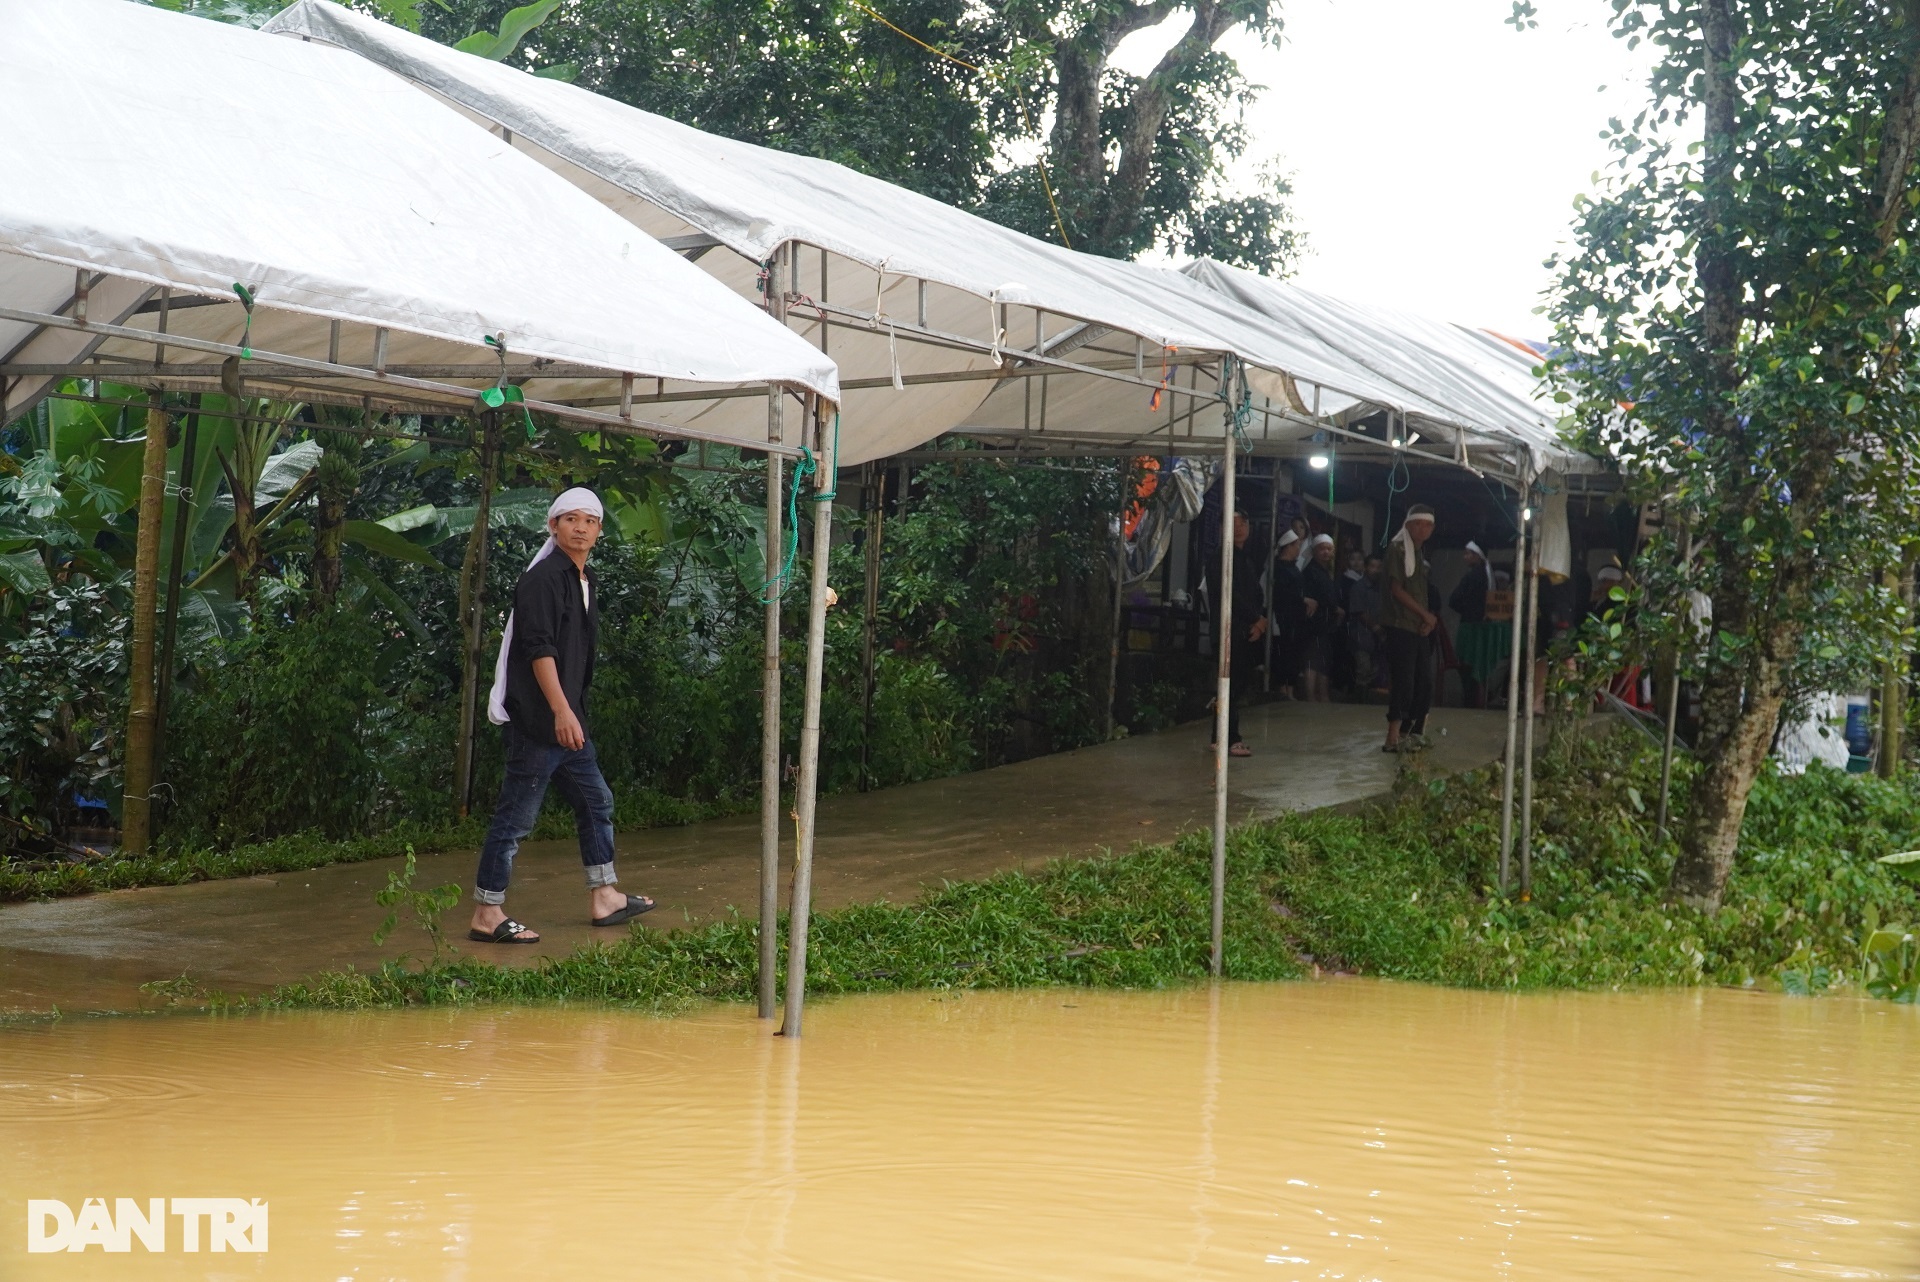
[453,418,500,816]
[122,399,169,856]
[1880,552,1915,778]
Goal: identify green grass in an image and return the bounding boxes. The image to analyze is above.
[242,729,1920,1012]
[0,787,749,903]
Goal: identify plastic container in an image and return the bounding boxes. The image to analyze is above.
[1845,695,1874,757]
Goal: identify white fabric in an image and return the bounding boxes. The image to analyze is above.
[261,0,1590,473]
[487,488,604,726]
[0,0,836,434]
[1180,261,1598,476]
[1532,474,1573,581]
[1310,534,1333,548]
[1465,540,1493,590]
[1277,530,1301,551]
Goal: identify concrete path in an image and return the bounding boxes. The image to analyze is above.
[0,702,1512,1014]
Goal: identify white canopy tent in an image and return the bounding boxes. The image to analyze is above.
[0,0,837,439]
[261,0,1534,472]
[262,0,1595,1019]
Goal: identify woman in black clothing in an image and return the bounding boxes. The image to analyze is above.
[1209,509,1269,756]
[1300,534,1342,701]
[1268,528,1308,700]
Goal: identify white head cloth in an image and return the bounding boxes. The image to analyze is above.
[1311,533,1334,550]
[486,488,605,726]
[1276,529,1301,552]
[1466,540,1493,590]
[1388,508,1435,578]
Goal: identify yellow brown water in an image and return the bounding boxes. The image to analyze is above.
[4,982,1917,1279]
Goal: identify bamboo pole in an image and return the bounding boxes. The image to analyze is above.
[1655,526,1693,841]
[859,463,884,789]
[1210,440,1238,977]
[759,385,786,1020]
[1518,517,1542,898]
[152,397,199,793]
[1497,473,1530,893]
[760,247,793,1020]
[453,416,499,817]
[122,397,170,856]
[780,401,835,1038]
[1105,461,1127,738]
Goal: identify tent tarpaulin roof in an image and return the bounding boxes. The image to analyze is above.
[263,0,1590,476]
[1179,260,1596,475]
[0,0,836,442]
[261,0,1474,465]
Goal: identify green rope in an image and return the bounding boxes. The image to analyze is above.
[758,412,841,603]
[478,335,537,440]
[231,283,255,359]
[1218,355,1254,454]
[760,444,817,604]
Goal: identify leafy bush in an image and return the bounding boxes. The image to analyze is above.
[0,577,128,847]
[162,607,442,845]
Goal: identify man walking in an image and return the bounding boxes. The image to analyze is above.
[469,487,654,944]
[1380,505,1439,753]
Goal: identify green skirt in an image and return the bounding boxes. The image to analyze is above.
[1455,620,1512,684]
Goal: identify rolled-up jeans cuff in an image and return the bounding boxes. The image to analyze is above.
[472,886,507,906]
[584,862,619,890]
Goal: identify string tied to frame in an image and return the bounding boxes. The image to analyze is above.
[478,334,537,442]
[758,412,842,604]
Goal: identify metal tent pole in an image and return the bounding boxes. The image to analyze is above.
[1210,438,1238,977]
[860,463,884,788]
[758,387,786,1020]
[760,246,792,1020]
[1518,505,1543,898]
[780,399,835,1038]
[1497,471,1530,892]
[1264,461,1279,692]
[1654,527,1692,842]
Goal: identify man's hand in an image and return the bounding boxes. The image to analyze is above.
[1304,598,1319,617]
[552,705,586,752]
[1419,613,1438,637]
[1249,616,1268,642]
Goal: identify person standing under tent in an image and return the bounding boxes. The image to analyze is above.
[1334,549,1367,692]
[468,488,655,944]
[1300,534,1342,702]
[1449,540,1494,707]
[1269,527,1309,701]
[1380,505,1439,753]
[1211,508,1269,757]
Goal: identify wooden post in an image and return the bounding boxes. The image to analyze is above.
[152,397,199,795]
[454,415,500,817]
[759,385,786,1021]
[1498,476,1530,892]
[780,400,835,1038]
[122,396,170,856]
[1210,440,1238,977]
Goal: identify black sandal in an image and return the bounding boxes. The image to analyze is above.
[467,917,540,944]
[592,894,656,927]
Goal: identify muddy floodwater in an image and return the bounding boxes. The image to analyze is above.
[4,982,1918,1280]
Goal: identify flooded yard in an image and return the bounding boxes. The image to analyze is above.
[4,980,1917,1279]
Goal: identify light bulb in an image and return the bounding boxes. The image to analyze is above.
[1308,453,1329,470]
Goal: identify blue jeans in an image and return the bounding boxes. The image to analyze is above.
[473,725,619,905]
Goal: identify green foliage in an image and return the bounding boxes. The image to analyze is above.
[162,608,444,845]
[0,578,128,837]
[1545,0,1920,904]
[372,847,463,962]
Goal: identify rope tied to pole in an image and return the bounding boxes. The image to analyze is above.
[230,283,255,359]
[478,334,537,441]
[759,413,840,603]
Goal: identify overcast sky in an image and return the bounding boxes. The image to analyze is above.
[1116,0,1654,338]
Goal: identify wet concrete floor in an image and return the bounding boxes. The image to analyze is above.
[0,702,1511,1014]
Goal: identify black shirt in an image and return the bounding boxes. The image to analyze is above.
[1303,561,1340,637]
[1270,558,1307,640]
[503,551,599,746]
[1450,567,1489,623]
